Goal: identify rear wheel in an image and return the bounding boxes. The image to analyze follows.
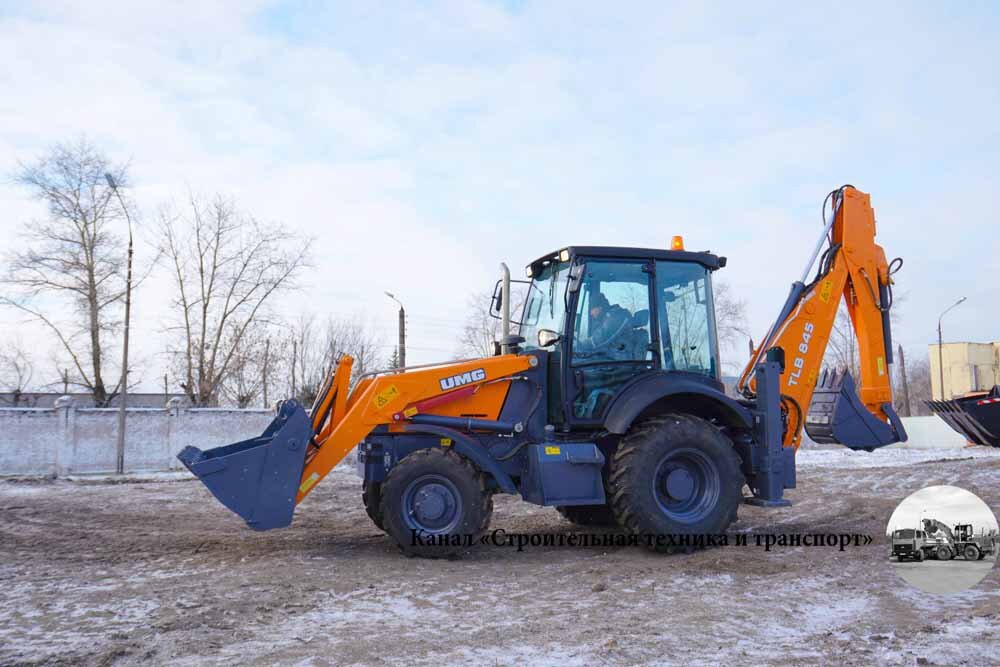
[556,504,618,526]
[936,545,953,561]
[964,544,980,561]
[609,414,743,552]
[380,448,493,558]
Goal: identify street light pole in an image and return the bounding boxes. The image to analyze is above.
[105,173,134,475]
[936,297,966,400]
[385,292,405,368]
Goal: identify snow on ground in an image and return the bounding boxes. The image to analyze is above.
[796,444,1000,469]
[2,445,999,665]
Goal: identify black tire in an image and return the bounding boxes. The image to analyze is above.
[936,545,953,561]
[362,481,385,532]
[556,504,619,526]
[609,414,743,552]
[963,544,980,561]
[380,448,493,558]
[916,549,924,562]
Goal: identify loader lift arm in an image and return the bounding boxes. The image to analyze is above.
[179,352,537,530]
[736,185,906,450]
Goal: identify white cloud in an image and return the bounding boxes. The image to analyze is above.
[1,1,998,391]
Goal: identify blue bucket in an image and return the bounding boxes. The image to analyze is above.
[805,370,907,450]
[177,400,312,530]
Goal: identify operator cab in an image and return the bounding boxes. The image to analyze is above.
[512,245,727,426]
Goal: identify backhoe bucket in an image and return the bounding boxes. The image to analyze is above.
[177,399,312,530]
[926,388,1000,448]
[805,369,907,450]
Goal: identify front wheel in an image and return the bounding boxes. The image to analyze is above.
[380,448,493,558]
[609,414,744,551]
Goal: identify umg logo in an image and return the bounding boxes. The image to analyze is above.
[439,368,486,391]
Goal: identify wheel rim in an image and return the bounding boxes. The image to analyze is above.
[402,474,463,535]
[651,447,721,524]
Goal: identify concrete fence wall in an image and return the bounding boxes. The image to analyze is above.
[0,398,274,476]
[0,403,970,476]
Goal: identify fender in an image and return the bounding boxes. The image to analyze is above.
[401,423,518,494]
[603,372,753,434]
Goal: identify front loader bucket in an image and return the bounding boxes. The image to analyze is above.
[177,399,312,530]
[926,388,1000,448]
[805,369,907,450]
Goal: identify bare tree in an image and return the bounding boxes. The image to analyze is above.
[283,314,385,405]
[456,289,526,359]
[456,291,502,359]
[159,194,309,406]
[898,353,933,416]
[825,304,861,379]
[0,341,34,406]
[824,293,907,382]
[713,280,750,373]
[1,138,130,406]
[218,326,274,408]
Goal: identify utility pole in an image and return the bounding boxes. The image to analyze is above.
[936,297,966,400]
[105,173,134,475]
[385,292,406,368]
[897,344,911,417]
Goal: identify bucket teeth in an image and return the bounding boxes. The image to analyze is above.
[926,387,1000,448]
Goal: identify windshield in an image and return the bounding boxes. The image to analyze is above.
[655,261,720,378]
[893,529,915,539]
[519,260,570,349]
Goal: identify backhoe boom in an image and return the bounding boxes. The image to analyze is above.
[737,186,905,449]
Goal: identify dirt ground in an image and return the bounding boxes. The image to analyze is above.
[2,446,999,667]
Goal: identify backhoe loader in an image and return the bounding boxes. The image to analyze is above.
[179,185,907,556]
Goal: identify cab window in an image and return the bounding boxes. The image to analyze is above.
[569,260,654,420]
[656,261,720,378]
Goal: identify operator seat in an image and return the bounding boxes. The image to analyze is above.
[628,309,650,360]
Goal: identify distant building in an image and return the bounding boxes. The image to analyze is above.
[0,392,190,409]
[928,341,1000,400]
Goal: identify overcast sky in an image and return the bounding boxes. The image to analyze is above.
[2,1,998,390]
[886,485,998,535]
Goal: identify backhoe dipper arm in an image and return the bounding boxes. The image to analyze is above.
[736,186,905,448]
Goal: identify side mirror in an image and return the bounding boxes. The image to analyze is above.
[538,329,561,347]
[489,277,528,322]
[489,279,503,318]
